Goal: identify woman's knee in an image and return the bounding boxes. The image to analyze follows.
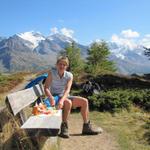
[63,99,72,108]
[72,97,89,108]
[83,98,89,105]
[80,97,89,106]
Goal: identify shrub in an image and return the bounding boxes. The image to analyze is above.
[132,89,150,111]
[88,89,130,112]
[88,89,150,112]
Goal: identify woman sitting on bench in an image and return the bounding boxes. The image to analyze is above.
[44,56,103,138]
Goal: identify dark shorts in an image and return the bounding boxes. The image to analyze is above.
[67,96,78,100]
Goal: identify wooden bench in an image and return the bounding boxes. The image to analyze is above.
[5,83,62,134]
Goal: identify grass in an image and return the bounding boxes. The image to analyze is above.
[0,72,33,100]
[0,72,34,107]
[89,107,150,150]
[0,72,26,93]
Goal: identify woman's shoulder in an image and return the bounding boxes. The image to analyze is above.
[50,67,57,73]
[65,71,73,79]
[47,67,57,77]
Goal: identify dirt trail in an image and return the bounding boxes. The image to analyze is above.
[59,114,119,150]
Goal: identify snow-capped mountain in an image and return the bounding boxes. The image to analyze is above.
[34,33,73,54]
[18,31,45,49]
[0,31,150,74]
[108,42,150,74]
[0,34,32,52]
[0,32,87,72]
[109,42,144,60]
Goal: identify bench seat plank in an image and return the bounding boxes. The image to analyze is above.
[21,110,62,129]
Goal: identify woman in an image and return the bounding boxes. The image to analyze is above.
[44,56,102,138]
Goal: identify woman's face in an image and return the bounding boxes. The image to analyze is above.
[56,60,68,73]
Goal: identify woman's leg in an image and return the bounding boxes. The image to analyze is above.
[60,98,72,138]
[62,98,72,122]
[71,96,103,135]
[72,96,89,123]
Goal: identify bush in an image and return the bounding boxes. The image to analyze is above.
[88,89,131,112]
[131,89,150,111]
[88,89,150,112]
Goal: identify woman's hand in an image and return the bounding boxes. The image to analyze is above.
[50,97,55,106]
[57,99,64,109]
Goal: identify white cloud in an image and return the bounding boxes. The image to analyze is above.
[114,30,150,51]
[50,27,75,39]
[145,34,150,38]
[49,27,77,42]
[60,28,74,38]
[111,33,137,49]
[111,34,120,43]
[140,34,150,48]
[121,29,140,38]
[50,27,59,34]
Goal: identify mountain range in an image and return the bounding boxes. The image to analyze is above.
[109,41,150,74]
[0,31,150,74]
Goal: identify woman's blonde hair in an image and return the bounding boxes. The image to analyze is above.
[56,56,69,66]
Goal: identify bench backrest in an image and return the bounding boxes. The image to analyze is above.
[6,84,44,116]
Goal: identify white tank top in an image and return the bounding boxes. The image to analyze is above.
[50,68,73,97]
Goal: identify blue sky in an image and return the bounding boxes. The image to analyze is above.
[0,0,150,45]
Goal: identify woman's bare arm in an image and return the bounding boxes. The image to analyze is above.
[44,70,55,106]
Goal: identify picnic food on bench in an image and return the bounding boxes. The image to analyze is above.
[32,103,58,115]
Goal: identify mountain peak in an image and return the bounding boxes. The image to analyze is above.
[17,31,45,49]
[48,33,73,43]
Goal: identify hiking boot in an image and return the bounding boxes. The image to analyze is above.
[82,121,103,135]
[59,122,69,138]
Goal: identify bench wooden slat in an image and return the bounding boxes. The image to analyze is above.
[21,110,62,129]
[7,84,44,116]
